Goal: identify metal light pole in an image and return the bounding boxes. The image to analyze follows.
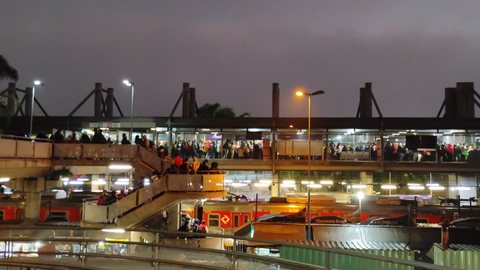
[30,80,44,138]
[123,80,135,142]
[295,88,325,241]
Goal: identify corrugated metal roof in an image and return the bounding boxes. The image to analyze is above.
[288,240,410,251]
[448,244,480,251]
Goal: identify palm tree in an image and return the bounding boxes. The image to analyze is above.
[198,103,235,118]
[0,55,18,128]
[197,103,250,118]
[0,55,19,81]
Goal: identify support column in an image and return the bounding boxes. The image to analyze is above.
[444,87,457,118]
[189,88,196,118]
[359,83,373,118]
[168,121,173,157]
[106,88,114,118]
[271,173,280,197]
[272,83,279,118]
[94,83,103,117]
[447,173,457,200]
[360,172,374,195]
[20,177,46,224]
[271,83,280,198]
[182,83,190,118]
[7,82,16,117]
[455,82,475,118]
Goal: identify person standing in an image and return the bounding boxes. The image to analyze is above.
[192,156,200,174]
[121,133,130,144]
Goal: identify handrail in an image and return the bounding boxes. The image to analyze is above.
[0,237,325,270]
[0,226,457,270]
[5,251,227,270]
[0,260,103,270]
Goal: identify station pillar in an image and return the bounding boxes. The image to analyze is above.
[359,172,374,195]
[16,177,46,224]
[271,173,280,197]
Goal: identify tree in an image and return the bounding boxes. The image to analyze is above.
[0,55,18,129]
[198,103,236,118]
[0,55,19,81]
[197,103,250,118]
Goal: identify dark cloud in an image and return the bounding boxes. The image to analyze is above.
[1,1,480,117]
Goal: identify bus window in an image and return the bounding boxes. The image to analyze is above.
[244,215,249,224]
[0,211,4,221]
[208,214,220,227]
[234,214,240,227]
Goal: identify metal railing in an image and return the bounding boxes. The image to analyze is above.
[0,226,459,270]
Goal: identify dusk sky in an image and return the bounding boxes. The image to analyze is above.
[2,1,480,118]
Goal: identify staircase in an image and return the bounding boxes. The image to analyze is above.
[82,173,225,228]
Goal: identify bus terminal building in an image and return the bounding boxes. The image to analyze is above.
[1,81,480,203]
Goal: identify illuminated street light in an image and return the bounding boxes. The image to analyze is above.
[123,79,135,141]
[30,80,45,138]
[294,87,325,241]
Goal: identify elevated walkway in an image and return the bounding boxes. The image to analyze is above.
[0,137,167,181]
[0,138,53,178]
[2,138,480,178]
[82,173,225,228]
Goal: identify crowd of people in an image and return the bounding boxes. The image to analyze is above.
[168,139,264,160]
[33,129,480,163]
[327,141,479,162]
[97,189,127,205]
[165,156,220,174]
[178,215,208,234]
[36,128,115,144]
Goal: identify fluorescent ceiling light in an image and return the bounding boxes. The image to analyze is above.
[253,183,270,187]
[0,178,10,182]
[101,228,125,233]
[381,184,397,190]
[408,185,425,190]
[301,180,314,185]
[281,183,296,188]
[282,180,295,184]
[307,184,323,189]
[429,186,446,191]
[231,183,248,187]
[352,184,367,189]
[320,180,333,185]
[67,181,85,185]
[108,164,132,170]
[450,186,472,191]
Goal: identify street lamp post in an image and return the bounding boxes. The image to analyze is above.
[123,80,135,142]
[30,80,44,138]
[295,88,325,241]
